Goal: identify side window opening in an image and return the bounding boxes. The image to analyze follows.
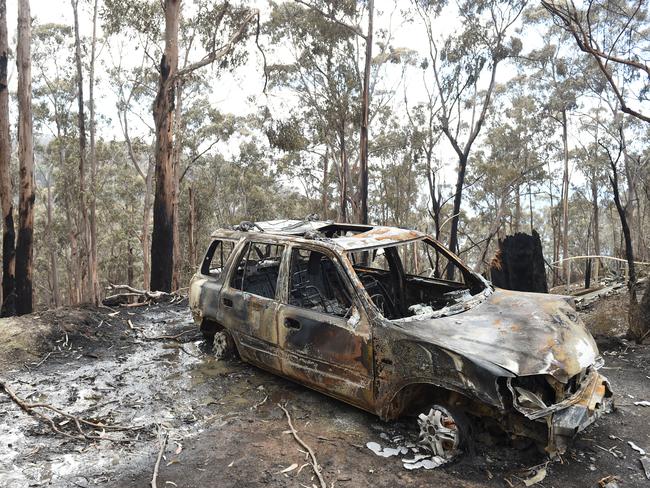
[201,239,236,278]
[230,242,284,300]
[288,248,352,318]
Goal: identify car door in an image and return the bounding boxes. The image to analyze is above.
[276,244,375,411]
[218,240,285,374]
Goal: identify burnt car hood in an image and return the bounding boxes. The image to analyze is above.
[397,289,598,382]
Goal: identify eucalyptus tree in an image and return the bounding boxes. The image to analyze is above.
[0,0,14,316]
[543,0,650,340]
[104,0,262,292]
[543,0,650,123]
[32,23,79,305]
[266,0,362,222]
[518,7,589,285]
[71,0,96,304]
[412,0,526,276]
[466,89,549,270]
[109,42,157,290]
[16,0,35,315]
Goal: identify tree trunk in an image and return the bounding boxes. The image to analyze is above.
[608,147,645,342]
[15,0,35,315]
[171,81,183,291]
[321,149,329,220]
[46,173,60,307]
[447,153,468,279]
[63,190,80,305]
[88,0,100,304]
[188,185,196,269]
[338,130,348,223]
[150,0,180,292]
[142,158,153,290]
[0,0,15,317]
[127,242,134,287]
[591,170,601,282]
[561,109,570,287]
[72,0,92,303]
[514,184,521,233]
[357,0,373,225]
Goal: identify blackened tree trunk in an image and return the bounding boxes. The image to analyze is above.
[15,0,35,315]
[603,135,646,343]
[490,231,548,293]
[0,0,15,317]
[150,0,180,292]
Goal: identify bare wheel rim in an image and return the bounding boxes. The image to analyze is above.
[212,331,230,358]
[417,406,460,459]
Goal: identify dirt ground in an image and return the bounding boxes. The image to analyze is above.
[1,294,649,488]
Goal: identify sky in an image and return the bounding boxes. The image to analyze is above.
[3,0,581,206]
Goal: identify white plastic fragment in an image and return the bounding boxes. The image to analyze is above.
[401,454,429,464]
[366,441,408,458]
[402,456,446,470]
[634,401,650,407]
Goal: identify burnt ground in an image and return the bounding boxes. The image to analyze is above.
[0,294,649,488]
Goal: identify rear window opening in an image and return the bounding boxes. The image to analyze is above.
[347,238,490,321]
[201,239,237,277]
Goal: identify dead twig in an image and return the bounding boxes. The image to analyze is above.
[151,428,168,488]
[0,379,141,441]
[278,403,327,488]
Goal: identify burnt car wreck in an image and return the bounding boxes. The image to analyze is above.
[189,219,613,460]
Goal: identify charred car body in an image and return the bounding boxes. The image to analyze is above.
[189,220,613,459]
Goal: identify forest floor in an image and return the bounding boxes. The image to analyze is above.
[0,290,649,488]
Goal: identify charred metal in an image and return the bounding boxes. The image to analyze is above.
[189,219,614,458]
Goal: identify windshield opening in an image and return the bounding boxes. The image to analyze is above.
[347,238,489,321]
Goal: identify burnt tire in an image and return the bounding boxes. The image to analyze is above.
[212,330,237,360]
[417,404,471,461]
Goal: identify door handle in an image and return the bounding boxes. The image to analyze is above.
[283,318,301,330]
[222,297,233,307]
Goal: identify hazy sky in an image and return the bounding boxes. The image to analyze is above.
[4,0,557,198]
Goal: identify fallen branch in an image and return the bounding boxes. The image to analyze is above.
[0,379,141,441]
[278,403,327,488]
[151,428,168,488]
[103,283,183,307]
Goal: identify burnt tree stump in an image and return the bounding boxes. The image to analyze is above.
[490,230,548,293]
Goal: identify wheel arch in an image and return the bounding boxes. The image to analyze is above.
[379,380,488,421]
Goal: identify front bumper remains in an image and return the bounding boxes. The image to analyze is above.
[550,372,613,453]
[508,369,614,455]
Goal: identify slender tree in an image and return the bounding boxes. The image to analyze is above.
[16,0,35,315]
[150,1,260,291]
[413,0,526,271]
[71,0,94,303]
[88,0,100,304]
[0,0,15,316]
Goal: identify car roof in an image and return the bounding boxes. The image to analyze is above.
[209,219,426,251]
